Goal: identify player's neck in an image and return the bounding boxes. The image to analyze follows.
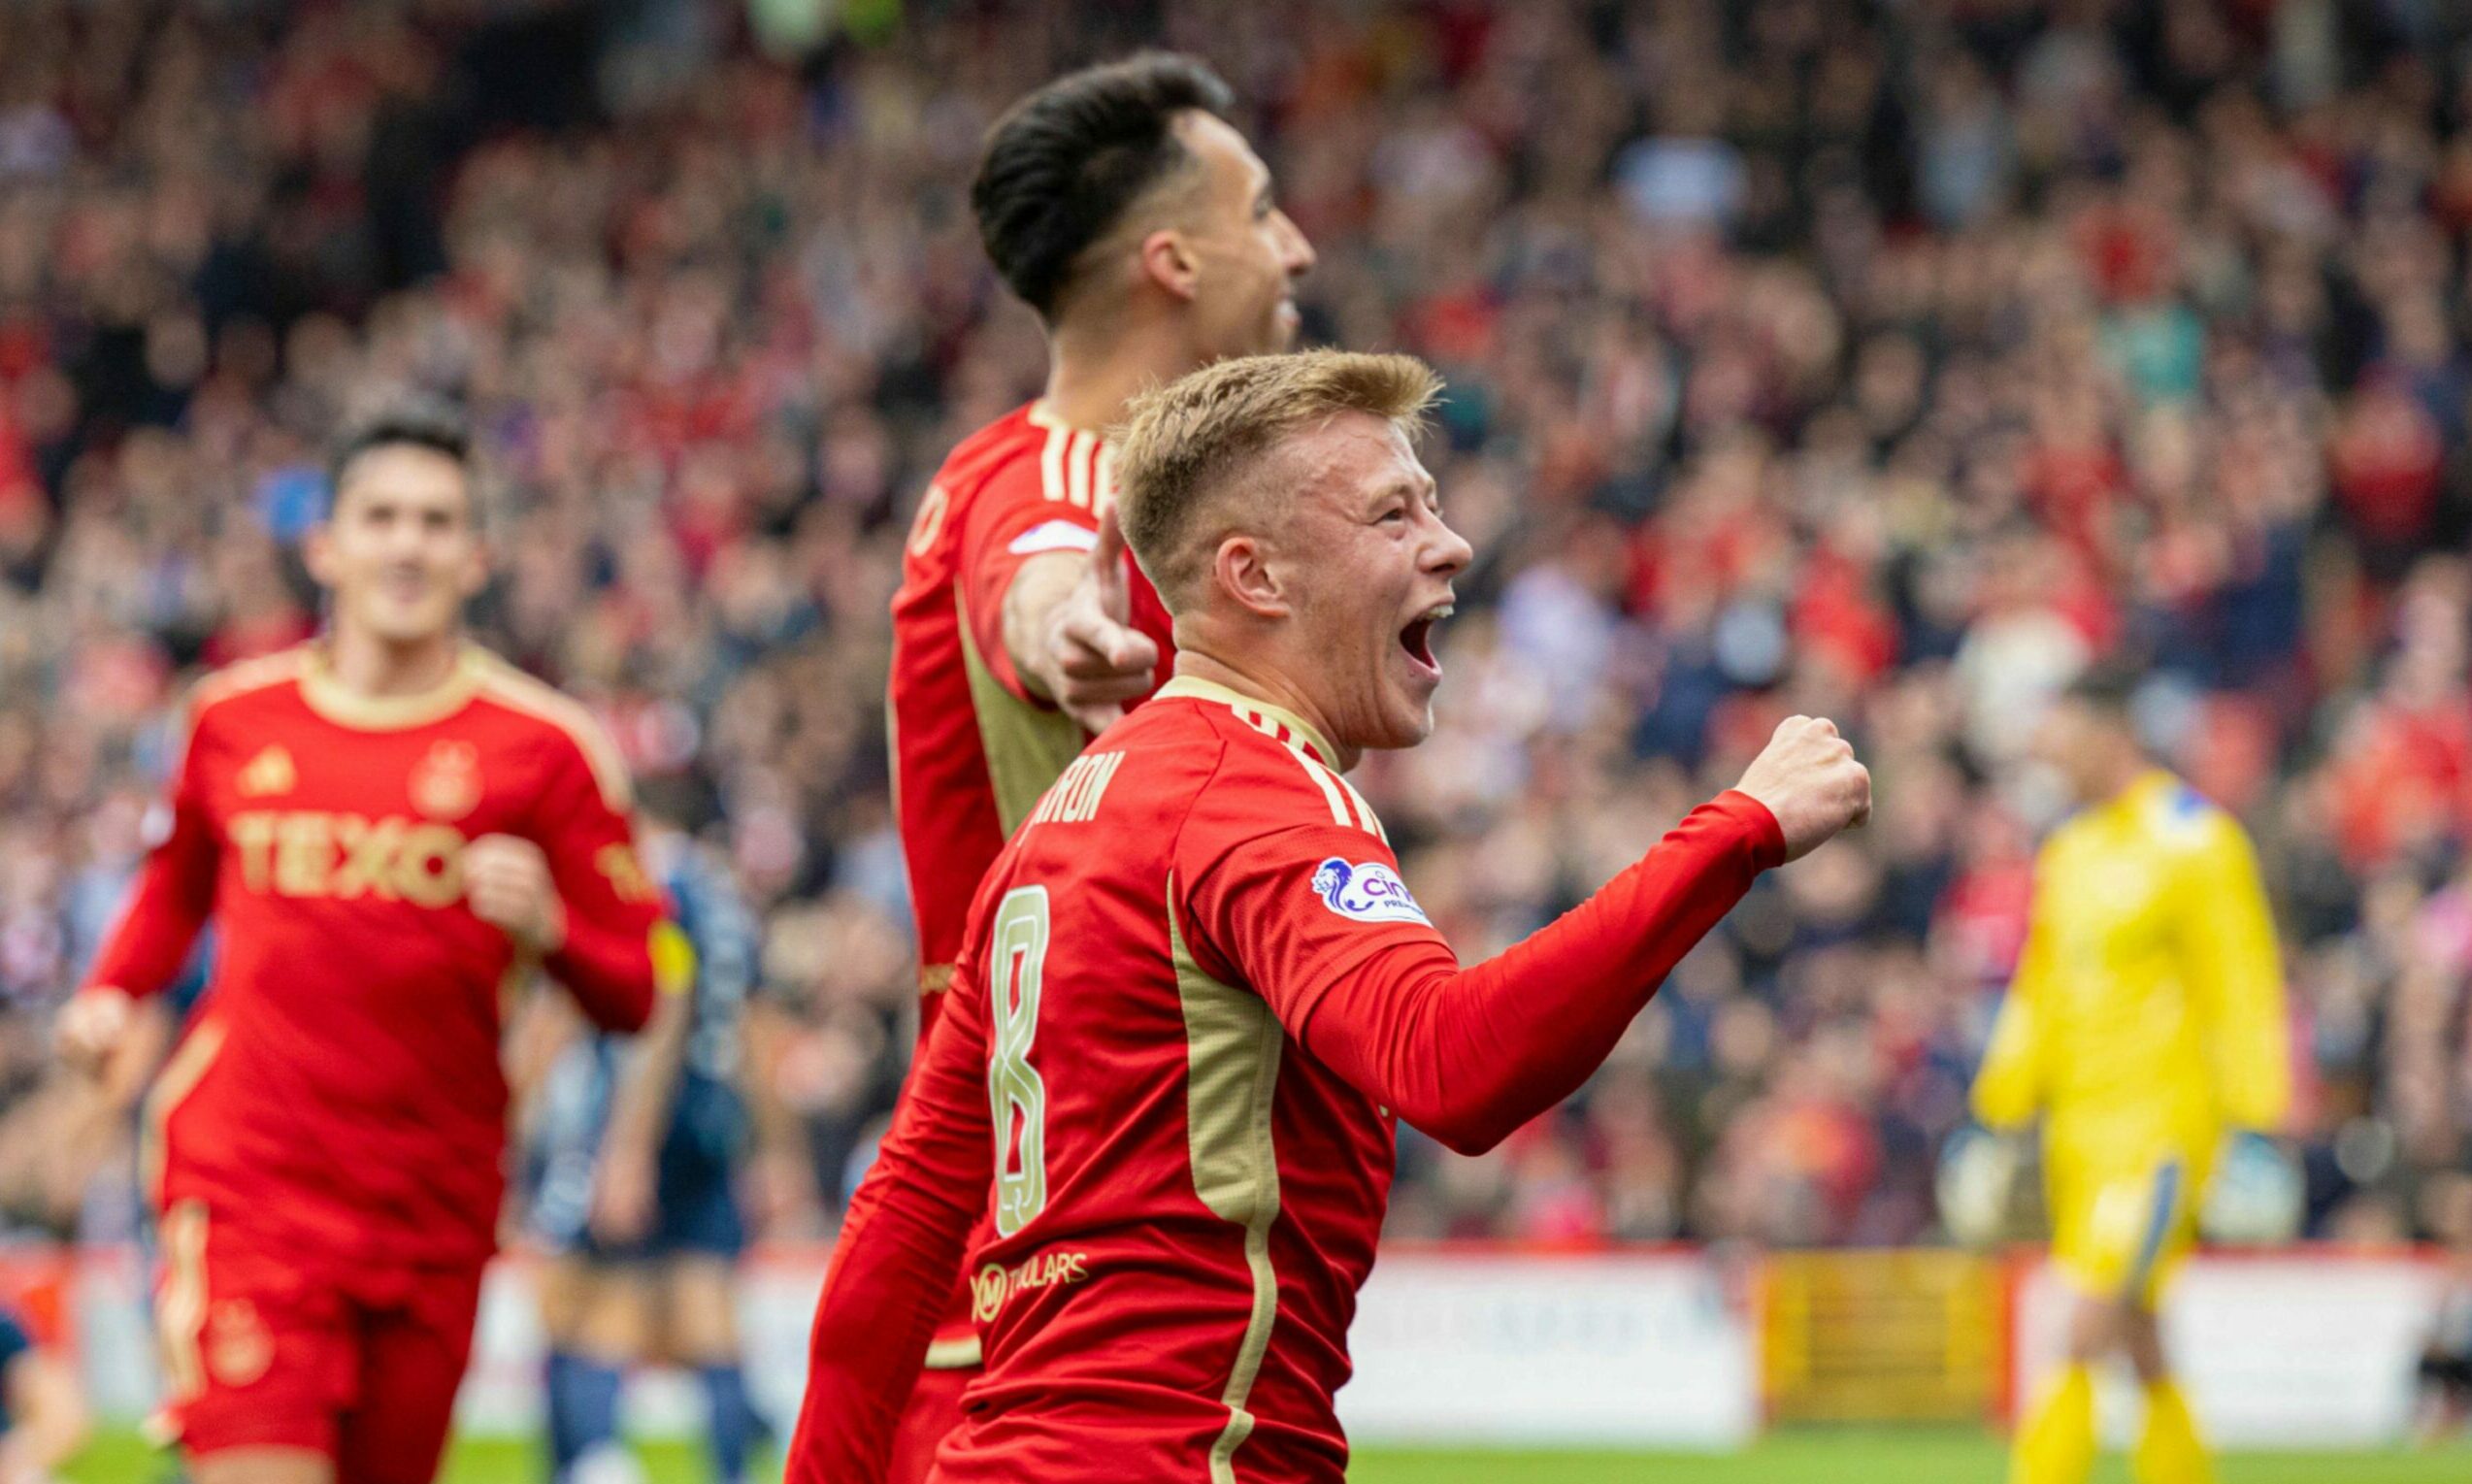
[2091,754,2158,809]
[1041,321,1191,433]
[1170,648,1357,773]
[321,624,467,699]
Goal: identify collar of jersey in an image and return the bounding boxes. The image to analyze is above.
[1154,676,1338,770]
[1026,399,1108,440]
[2107,769,2178,815]
[297,642,488,731]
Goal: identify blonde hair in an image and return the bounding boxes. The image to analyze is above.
[1112,348,1442,610]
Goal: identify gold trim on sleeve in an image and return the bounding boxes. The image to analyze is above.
[955,590,1085,834]
[1168,885,1284,1484]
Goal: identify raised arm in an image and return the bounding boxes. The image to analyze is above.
[1184,716,1865,1156]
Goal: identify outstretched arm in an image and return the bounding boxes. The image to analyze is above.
[1303,791,1783,1153]
[1186,716,1864,1155]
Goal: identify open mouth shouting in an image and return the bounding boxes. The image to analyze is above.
[1400,602,1453,682]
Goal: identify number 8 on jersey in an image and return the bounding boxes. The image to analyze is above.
[988,886,1050,1236]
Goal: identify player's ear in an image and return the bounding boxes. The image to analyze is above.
[302,520,336,587]
[1136,227,1201,306]
[1211,532,1287,620]
[457,537,490,599]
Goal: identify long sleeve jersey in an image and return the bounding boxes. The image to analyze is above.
[82,643,666,1268]
[791,676,1783,1482]
[888,401,1175,1006]
[1972,770,2291,1154]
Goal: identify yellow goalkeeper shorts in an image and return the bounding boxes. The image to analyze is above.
[2047,1140,2210,1307]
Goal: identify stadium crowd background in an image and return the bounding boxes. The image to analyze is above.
[0,0,2469,1260]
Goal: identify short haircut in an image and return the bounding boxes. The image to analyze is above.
[972,52,1236,320]
[328,395,474,511]
[2064,659,2144,718]
[1113,349,1442,610]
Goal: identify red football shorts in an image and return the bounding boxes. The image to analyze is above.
[889,1362,973,1484]
[153,1201,486,1482]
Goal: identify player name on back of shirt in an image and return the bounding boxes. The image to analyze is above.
[1025,750,1125,828]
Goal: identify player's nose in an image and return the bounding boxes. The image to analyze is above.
[1423,511,1472,578]
[1278,212,1315,277]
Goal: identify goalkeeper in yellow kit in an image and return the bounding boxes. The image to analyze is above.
[1973,670,2290,1484]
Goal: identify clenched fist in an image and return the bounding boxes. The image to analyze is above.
[464,834,567,953]
[55,986,136,1079]
[1733,715,1872,862]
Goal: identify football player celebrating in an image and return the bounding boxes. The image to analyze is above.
[883,50,1313,1473]
[793,350,1870,1481]
[57,402,680,1484]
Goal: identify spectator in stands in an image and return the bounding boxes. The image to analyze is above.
[2,0,2470,1255]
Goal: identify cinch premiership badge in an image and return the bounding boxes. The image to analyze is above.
[1312,858,1432,926]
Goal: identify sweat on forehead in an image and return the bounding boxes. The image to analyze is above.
[1111,348,1441,608]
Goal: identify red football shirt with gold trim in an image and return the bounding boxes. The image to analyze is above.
[82,643,664,1269]
[791,677,1785,1481]
[888,402,1175,1012]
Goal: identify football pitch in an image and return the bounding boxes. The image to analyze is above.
[53,1428,2472,1482]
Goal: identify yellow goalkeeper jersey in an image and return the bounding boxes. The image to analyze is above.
[1972,771,2289,1158]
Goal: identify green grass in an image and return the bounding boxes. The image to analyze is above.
[53,1426,2472,1481]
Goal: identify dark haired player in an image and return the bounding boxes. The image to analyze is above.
[881,51,1313,1477]
[55,402,683,1484]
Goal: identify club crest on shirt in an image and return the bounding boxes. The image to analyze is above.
[236,745,295,799]
[1312,858,1431,926]
[410,740,482,821]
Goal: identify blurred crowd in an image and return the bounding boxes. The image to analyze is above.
[2,0,2472,1253]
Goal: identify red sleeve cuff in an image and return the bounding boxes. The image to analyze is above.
[1711,789,1789,871]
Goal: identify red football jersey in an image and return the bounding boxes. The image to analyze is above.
[83,643,664,1269]
[792,676,1784,1482]
[888,401,1175,1008]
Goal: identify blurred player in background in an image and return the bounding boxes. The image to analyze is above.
[884,50,1312,1477]
[794,351,1870,1480]
[2416,1178,2472,1445]
[0,1301,86,1484]
[1973,667,2291,1484]
[524,782,767,1484]
[54,402,681,1484]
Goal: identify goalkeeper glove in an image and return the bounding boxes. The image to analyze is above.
[2200,1130,2302,1244]
[1937,1123,2028,1247]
